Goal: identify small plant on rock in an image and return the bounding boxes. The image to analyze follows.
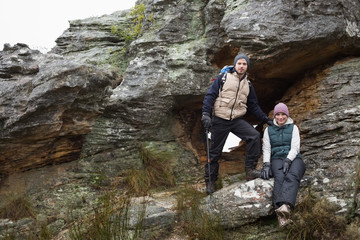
[111,4,155,50]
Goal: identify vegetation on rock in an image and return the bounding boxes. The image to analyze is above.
[286,189,360,240]
[111,4,154,52]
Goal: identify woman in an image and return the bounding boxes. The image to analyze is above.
[260,103,306,227]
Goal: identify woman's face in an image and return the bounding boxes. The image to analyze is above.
[275,112,288,126]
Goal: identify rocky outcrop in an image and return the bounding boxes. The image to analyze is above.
[286,57,360,212]
[129,178,274,233]
[0,43,115,175]
[203,178,274,228]
[1,0,360,238]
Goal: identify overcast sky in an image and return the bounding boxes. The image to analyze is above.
[0,0,136,52]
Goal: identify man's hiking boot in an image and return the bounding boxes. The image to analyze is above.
[206,181,216,195]
[245,168,261,181]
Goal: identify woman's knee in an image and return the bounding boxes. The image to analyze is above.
[291,158,306,175]
[287,160,305,180]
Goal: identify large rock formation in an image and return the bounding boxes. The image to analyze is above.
[0,0,360,238]
[0,44,115,175]
[292,57,360,212]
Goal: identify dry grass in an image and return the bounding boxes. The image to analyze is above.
[125,143,176,196]
[176,185,224,240]
[69,191,145,240]
[0,195,35,220]
[286,189,360,240]
[69,143,177,239]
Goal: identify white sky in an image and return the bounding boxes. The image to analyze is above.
[223,133,241,152]
[0,0,137,53]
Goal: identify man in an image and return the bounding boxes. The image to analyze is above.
[201,53,272,194]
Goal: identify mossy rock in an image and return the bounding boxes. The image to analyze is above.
[141,141,201,183]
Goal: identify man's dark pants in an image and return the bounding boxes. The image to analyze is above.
[204,116,261,182]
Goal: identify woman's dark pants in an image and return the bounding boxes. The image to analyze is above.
[271,157,306,209]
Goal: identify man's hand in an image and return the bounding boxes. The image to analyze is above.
[201,112,212,129]
[261,162,272,180]
[266,118,274,126]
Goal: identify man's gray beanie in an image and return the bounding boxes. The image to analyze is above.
[234,53,250,68]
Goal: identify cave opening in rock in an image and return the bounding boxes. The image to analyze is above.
[172,99,280,180]
[173,95,270,179]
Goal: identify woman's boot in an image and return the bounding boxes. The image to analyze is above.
[275,204,293,227]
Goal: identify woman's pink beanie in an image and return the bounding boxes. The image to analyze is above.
[274,103,289,117]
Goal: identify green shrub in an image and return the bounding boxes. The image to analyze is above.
[111,4,154,45]
[109,4,154,74]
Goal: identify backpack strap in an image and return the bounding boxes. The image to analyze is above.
[220,72,227,91]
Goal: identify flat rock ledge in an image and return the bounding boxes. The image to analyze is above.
[128,179,274,233]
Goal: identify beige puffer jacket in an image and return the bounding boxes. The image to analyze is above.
[213,72,249,120]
